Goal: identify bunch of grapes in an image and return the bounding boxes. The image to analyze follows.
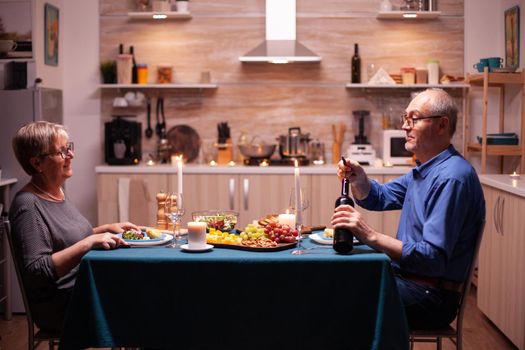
[264,222,298,243]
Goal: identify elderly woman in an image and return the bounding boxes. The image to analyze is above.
[9,121,138,332]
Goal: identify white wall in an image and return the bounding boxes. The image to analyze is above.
[465,0,525,173]
[32,0,63,89]
[61,0,100,224]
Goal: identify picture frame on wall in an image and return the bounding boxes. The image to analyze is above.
[44,3,59,66]
[504,5,520,69]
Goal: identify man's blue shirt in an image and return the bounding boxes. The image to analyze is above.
[357,145,485,282]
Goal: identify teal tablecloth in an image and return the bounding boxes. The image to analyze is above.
[59,238,408,350]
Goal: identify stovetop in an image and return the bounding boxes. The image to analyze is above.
[243,158,310,166]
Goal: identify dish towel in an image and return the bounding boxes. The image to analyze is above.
[118,177,151,225]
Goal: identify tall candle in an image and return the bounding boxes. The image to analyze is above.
[177,155,183,195]
[294,159,302,227]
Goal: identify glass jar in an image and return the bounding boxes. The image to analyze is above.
[137,64,148,84]
[157,65,173,84]
[401,67,416,85]
[427,59,440,85]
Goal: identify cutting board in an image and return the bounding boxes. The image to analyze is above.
[167,125,201,163]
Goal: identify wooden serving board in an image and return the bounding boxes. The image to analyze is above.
[210,241,297,252]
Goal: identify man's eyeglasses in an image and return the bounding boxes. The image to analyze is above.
[39,142,74,159]
[400,113,444,128]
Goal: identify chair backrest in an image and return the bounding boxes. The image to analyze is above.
[455,219,486,328]
[1,216,60,350]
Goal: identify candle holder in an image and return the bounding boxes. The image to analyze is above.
[509,172,521,180]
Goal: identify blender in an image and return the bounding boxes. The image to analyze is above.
[347,110,376,165]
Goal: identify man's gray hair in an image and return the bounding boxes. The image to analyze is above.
[424,88,458,136]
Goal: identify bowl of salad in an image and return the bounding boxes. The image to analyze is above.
[192,210,239,231]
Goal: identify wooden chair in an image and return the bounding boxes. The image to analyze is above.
[1,217,61,350]
[409,220,486,350]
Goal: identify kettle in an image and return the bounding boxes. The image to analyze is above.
[277,127,311,158]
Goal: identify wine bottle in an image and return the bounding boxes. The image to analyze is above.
[333,176,354,254]
[130,45,138,84]
[351,43,361,84]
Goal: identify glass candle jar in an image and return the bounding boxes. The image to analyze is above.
[401,67,416,85]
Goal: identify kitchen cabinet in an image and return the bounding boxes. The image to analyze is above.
[97,173,170,227]
[382,175,402,238]
[310,174,383,231]
[178,174,310,229]
[478,184,525,349]
[464,68,525,174]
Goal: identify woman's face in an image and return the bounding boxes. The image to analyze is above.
[38,135,74,184]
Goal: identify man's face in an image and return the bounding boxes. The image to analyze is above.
[402,92,444,157]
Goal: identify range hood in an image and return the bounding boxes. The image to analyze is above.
[239,0,321,64]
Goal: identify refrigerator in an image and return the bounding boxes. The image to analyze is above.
[0,87,63,313]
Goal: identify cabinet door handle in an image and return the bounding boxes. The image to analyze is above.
[229,178,235,210]
[243,178,249,211]
[499,197,505,235]
[493,196,500,234]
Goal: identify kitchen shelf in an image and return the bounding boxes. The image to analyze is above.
[127,11,192,20]
[99,83,217,90]
[376,11,441,19]
[345,83,469,89]
[464,68,525,174]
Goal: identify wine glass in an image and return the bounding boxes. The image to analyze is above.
[289,188,310,255]
[164,193,185,248]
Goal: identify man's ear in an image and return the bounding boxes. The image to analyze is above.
[439,117,450,135]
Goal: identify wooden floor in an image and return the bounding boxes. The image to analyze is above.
[0,287,518,350]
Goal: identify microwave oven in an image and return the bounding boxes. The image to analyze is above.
[382,129,413,165]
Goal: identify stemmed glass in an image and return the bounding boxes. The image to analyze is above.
[164,193,185,248]
[289,188,310,255]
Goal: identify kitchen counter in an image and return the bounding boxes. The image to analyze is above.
[479,174,525,198]
[95,164,413,175]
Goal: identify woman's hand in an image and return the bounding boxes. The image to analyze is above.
[94,221,140,234]
[330,204,375,244]
[86,232,128,250]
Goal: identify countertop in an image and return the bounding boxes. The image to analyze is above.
[95,164,414,175]
[479,174,525,198]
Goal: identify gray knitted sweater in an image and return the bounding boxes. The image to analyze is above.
[9,191,93,304]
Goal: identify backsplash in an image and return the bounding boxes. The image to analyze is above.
[100,0,465,164]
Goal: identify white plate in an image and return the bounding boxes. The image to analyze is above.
[180,244,214,252]
[309,233,333,245]
[118,233,173,246]
[310,233,360,245]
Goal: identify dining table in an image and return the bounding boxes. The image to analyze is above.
[59,235,409,350]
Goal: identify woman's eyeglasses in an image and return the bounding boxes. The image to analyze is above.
[39,142,74,159]
[400,113,444,128]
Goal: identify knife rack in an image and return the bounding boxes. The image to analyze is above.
[215,139,233,164]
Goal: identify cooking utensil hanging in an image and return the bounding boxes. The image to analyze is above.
[145,97,153,138]
[155,97,162,137]
[159,97,166,136]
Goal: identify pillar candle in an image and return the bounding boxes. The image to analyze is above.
[278,213,296,228]
[177,155,183,195]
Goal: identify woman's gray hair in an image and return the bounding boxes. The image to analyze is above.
[12,121,69,175]
[424,88,458,136]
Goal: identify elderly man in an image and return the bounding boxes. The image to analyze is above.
[331,88,485,329]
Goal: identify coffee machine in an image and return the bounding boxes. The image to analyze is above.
[105,117,142,165]
[347,110,376,165]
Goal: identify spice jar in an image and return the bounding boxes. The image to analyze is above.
[137,64,148,84]
[401,67,416,85]
[427,59,440,85]
[157,65,173,84]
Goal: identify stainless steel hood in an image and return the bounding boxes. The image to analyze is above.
[239,0,321,64]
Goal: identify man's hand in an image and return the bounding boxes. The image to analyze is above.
[331,204,376,244]
[337,158,370,200]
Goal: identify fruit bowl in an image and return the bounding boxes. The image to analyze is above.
[192,210,239,231]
